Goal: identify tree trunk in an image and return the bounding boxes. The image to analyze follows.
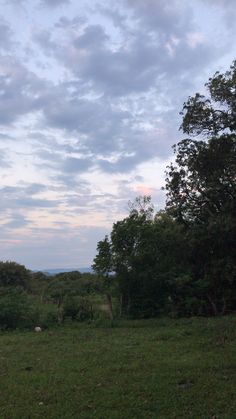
[119,294,123,317]
[221,297,226,315]
[106,293,113,320]
[57,300,64,324]
[207,294,218,316]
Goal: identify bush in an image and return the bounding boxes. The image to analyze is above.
[63,297,94,322]
[0,288,36,329]
[34,303,58,328]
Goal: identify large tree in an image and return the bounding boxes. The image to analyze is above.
[0,261,30,290]
[110,196,158,317]
[165,135,236,224]
[92,235,114,319]
[165,61,236,315]
[92,61,236,318]
[93,197,184,318]
[180,60,235,137]
[166,61,236,224]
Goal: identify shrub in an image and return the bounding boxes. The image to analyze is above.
[0,288,35,329]
[63,297,94,322]
[34,303,58,328]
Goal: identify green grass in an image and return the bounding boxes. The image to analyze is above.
[0,316,235,418]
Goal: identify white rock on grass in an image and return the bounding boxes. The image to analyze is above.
[34,326,42,332]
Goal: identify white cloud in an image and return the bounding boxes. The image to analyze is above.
[0,0,235,268]
[186,32,205,49]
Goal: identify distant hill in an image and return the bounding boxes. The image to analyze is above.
[41,267,93,275]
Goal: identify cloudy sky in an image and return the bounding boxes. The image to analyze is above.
[0,0,235,270]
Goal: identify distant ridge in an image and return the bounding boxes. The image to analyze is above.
[41,267,92,275]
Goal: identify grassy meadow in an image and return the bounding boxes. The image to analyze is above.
[0,316,235,419]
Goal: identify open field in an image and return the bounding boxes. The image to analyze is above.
[0,316,235,419]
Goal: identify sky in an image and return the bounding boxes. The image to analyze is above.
[0,0,235,270]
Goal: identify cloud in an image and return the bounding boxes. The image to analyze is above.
[205,0,236,9]
[0,184,57,210]
[28,4,220,176]
[123,0,193,36]
[0,224,109,269]
[41,95,130,150]
[97,6,128,31]
[201,0,236,29]
[73,24,109,49]
[0,1,220,187]
[39,0,71,8]
[62,157,93,173]
[97,155,138,174]
[3,213,29,229]
[33,4,219,102]
[0,133,14,141]
[0,19,13,51]
[0,55,47,125]
[0,149,11,168]
[4,0,27,6]
[36,25,162,96]
[135,185,154,195]
[0,0,235,270]
[55,16,85,29]
[38,100,171,174]
[186,32,205,49]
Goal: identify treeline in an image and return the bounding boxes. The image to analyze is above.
[0,262,104,329]
[93,61,236,318]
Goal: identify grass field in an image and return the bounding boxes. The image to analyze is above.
[0,316,235,419]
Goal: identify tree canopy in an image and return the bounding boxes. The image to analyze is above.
[180,60,236,136]
[93,61,236,318]
[0,261,30,290]
[165,61,236,224]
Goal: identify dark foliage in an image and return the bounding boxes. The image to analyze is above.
[0,261,31,290]
[94,61,236,318]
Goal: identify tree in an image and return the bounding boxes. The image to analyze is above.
[92,197,157,317]
[165,61,236,226]
[128,195,154,219]
[92,236,114,320]
[92,62,236,318]
[152,212,194,317]
[92,236,112,277]
[180,60,235,136]
[0,261,30,290]
[165,135,236,224]
[165,61,236,315]
[111,196,156,317]
[93,196,193,318]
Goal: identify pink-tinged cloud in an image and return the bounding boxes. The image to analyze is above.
[135,185,154,195]
[186,32,205,49]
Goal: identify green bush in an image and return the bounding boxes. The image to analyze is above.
[34,303,58,328]
[63,296,94,322]
[0,288,36,329]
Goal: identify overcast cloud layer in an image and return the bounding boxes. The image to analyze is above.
[0,0,235,269]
